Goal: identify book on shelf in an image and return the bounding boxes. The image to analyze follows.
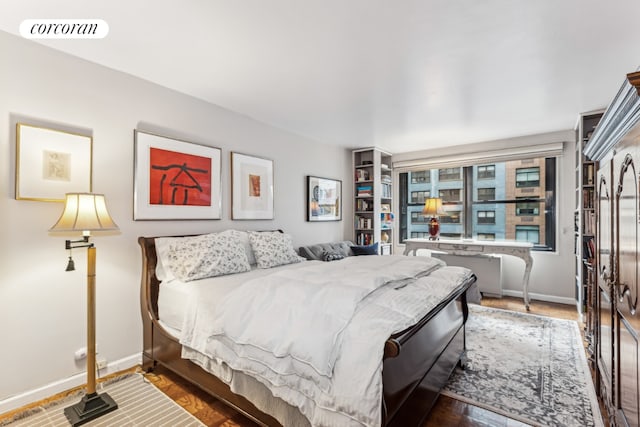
[357,185,373,196]
[583,189,594,209]
[356,232,373,245]
[584,163,594,185]
[583,236,596,261]
[583,210,596,235]
[381,183,392,198]
[355,215,373,230]
[356,199,372,212]
[355,169,369,181]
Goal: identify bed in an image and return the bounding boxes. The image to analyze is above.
[139,230,476,426]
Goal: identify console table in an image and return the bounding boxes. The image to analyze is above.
[403,238,534,310]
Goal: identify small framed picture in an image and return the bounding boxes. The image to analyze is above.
[15,123,92,202]
[134,130,222,220]
[231,152,274,219]
[307,175,342,222]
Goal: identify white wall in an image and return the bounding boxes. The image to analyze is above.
[392,130,578,305]
[0,28,580,411]
[0,31,352,408]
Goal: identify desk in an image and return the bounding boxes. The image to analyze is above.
[403,238,534,310]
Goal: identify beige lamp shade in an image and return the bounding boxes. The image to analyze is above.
[50,193,119,232]
[422,197,446,217]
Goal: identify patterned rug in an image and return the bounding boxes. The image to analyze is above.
[1,373,205,426]
[442,305,604,427]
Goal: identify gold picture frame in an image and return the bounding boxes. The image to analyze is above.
[15,123,92,202]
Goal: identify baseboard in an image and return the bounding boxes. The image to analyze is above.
[0,353,141,415]
[500,290,576,306]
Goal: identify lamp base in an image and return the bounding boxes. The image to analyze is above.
[64,392,118,426]
[428,217,440,240]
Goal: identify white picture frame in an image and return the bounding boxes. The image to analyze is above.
[134,130,222,220]
[231,152,274,220]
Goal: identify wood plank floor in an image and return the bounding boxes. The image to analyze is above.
[145,296,602,426]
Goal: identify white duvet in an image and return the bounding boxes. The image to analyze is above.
[178,256,473,426]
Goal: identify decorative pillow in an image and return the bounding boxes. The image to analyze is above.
[226,229,257,266]
[351,242,379,256]
[156,231,251,282]
[248,231,305,269]
[298,241,353,261]
[322,250,345,262]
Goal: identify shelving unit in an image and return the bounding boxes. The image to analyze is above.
[574,110,603,363]
[353,148,393,255]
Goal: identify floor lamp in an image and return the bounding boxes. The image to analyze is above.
[49,193,119,426]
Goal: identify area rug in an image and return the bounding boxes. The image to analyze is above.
[441,305,604,427]
[1,373,205,427]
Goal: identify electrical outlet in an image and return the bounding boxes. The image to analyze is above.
[97,358,107,370]
[74,347,87,361]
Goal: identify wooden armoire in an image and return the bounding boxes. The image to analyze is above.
[584,70,640,427]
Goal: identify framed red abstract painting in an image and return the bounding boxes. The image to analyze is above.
[134,130,221,220]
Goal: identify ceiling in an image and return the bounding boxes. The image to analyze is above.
[2,1,640,154]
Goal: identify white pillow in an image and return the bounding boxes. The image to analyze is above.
[226,229,257,266]
[155,231,251,282]
[248,231,305,269]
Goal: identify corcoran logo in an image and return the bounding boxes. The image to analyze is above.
[19,19,109,39]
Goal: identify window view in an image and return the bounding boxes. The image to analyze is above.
[515,167,540,187]
[398,157,555,250]
[477,164,495,179]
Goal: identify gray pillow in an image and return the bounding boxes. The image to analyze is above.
[298,241,353,261]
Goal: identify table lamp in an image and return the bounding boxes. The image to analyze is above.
[422,197,446,240]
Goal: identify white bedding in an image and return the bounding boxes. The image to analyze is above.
[159,256,473,427]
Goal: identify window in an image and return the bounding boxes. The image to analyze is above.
[516,197,540,216]
[410,190,430,204]
[398,157,556,251]
[477,210,495,224]
[439,189,462,202]
[516,225,540,244]
[477,187,495,201]
[440,232,463,239]
[516,167,540,188]
[477,165,495,179]
[411,211,429,223]
[411,170,430,184]
[476,233,495,241]
[440,210,461,224]
[439,167,461,181]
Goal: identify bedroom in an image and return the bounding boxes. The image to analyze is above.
[1,1,640,426]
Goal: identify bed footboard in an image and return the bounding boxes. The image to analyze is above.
[382,279,472,426]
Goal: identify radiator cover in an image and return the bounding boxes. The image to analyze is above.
[432,253,503,297]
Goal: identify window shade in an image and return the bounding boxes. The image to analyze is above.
[393,142,564,172]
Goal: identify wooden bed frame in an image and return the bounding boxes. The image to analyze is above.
[139,235,476,426]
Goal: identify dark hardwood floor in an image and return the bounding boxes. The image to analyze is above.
[146,296,598,427]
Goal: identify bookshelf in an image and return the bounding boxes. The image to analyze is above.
[353,148,393,254]
[574,110,603,363]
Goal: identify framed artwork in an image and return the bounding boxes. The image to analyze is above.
[134,130,222,220]
[15,123,92,202]
[307,175,342,222]
[231,152,274,219]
